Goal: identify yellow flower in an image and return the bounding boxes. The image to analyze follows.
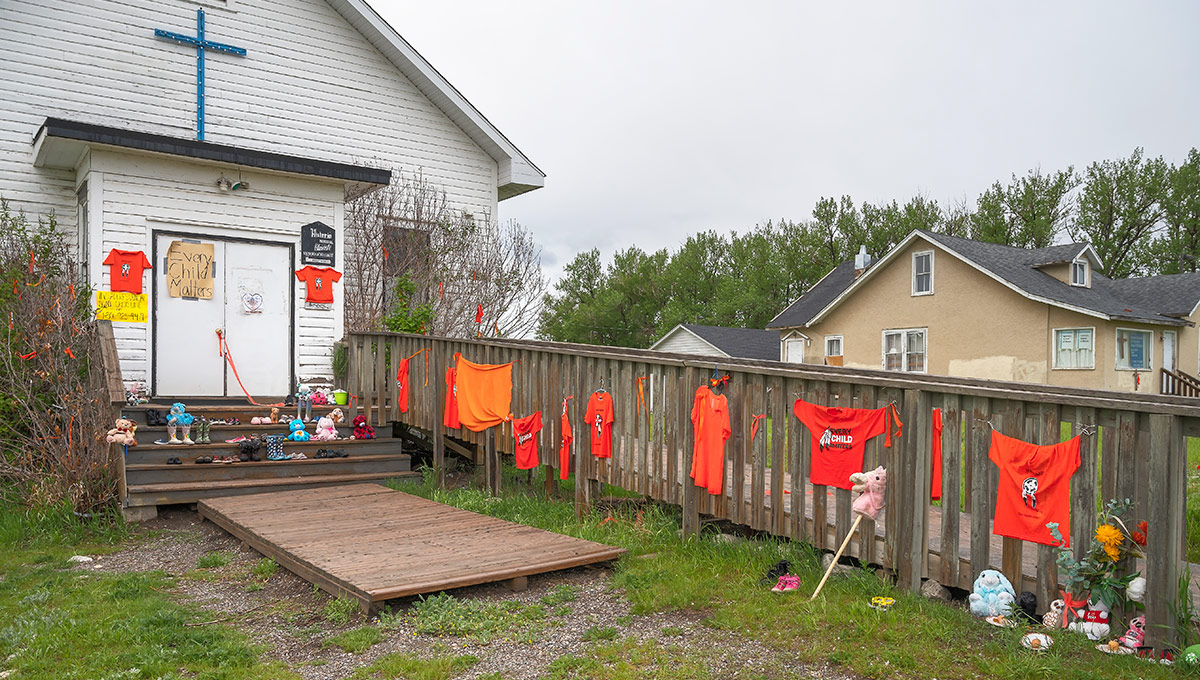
[1095,524,1123,547]
[1103,544,1122,561]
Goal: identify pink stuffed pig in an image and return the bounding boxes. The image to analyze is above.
[849,466,887,520]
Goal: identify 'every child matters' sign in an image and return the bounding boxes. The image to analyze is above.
[165,240,215,299]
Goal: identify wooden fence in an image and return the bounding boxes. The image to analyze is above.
[346,331,1196,648]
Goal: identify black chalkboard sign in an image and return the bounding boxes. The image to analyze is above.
[301,222,336,266]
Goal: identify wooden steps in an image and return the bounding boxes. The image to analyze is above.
[116,401,414,514]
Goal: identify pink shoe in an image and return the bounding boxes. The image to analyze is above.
[782,575,800,591]
[771,575,789,593]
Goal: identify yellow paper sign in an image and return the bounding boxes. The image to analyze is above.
[165,240,215,299]
[96,291,148,323]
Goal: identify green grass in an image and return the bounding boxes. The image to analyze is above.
[0,504,296,680]
[540,584,579,606]
[324,625,384,653]
[581,625,618,642]
[346,651,478,680]
[323,596,359,625]
[545,639,729,680]
[407,591,548,642]
[197,550,233,569]
[252,557,279,580]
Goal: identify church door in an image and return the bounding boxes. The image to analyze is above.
[153,232,293,398]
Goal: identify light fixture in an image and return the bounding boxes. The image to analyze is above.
[216,175,249,192]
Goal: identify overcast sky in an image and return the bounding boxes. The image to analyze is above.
[375,0,1200,281]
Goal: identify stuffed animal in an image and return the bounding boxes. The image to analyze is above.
[1016,591,1038,623]
[311,389,329,406]
[1042,599,1064,629]
[1067,597,1111,641]
[286,418,310,442]
[968,569,1015,618]
[848,466,886,520]
[270,407,281,423]
[105,418,138,447]
[296,384,313,421]
[166,402,194,445]
[311,416,338,441]
[352,415,375,440]
[1119,615,1145,650]
[330,408,345,424]
[1127,576,1146,603]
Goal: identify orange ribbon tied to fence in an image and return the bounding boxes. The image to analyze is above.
[750,414,766,441]
[634,376,649,419]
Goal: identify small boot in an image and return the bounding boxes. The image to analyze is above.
[198,417,211,444]
[167,423,180,445]
[181,424,194,445]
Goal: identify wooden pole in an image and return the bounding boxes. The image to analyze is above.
[811,514,863,600]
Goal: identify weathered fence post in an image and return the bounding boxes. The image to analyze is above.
[681,366,701,538]
[431,343,445,489]
[1146,413,1185,651]
[896,389,929,593]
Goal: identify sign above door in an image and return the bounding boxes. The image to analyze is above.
[301,222,335,267]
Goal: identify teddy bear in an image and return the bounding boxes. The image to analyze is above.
[351,415,375,440]
[286,418,310,442]
[330,408,344,424]
[1119,615,1145,650]
[105,417,138,447]
[1067,598,1111,640]
[848,466,886,520]
[311,415,338,441]
[968,569,1015,618]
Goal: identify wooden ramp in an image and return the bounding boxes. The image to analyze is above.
[198,484,626,613]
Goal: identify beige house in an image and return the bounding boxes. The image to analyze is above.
[767,231,1200,394]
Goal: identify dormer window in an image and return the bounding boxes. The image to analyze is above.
[1071,259,1089,287]
[912,250,933,295]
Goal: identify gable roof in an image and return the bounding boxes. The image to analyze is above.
[652,324,780,361]
[766,260,858,330]
[327,0,544,200]
[769,230,1200,329]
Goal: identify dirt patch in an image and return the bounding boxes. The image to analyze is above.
[86,505,857,680]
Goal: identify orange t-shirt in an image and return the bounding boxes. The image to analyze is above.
[396,358,410,414]
[584,391,614,458]
[559,398,573,480]
[512,411,543,470]
[443,367,460,429]
[454,353,512,432]
[989,430,1080,547]
[103,249,152,294]
[689,385,731,495]
[294,266,342,304]
[793,400,897,490]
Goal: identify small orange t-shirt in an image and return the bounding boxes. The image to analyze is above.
[443,367,460,429]
[294,266,342,304]
[103,249,152,294]
[584,391,615,458]
[396,358,410,414]
[689,385,731,495]
[512,411,543,470]
[793,400,895,490]
[559,399,573,480]
[989,430,1080,547]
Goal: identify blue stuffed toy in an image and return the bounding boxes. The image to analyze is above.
[968,569,1015,618]
[166,402,194,445]
[286,418,310,442]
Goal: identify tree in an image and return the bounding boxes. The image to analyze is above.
[1148,148,1200,274]
[538,249,606,343]
[538,247,668,347]
[970,167,1078,248]
[1071,148,1168,278]
[658,231,730,331]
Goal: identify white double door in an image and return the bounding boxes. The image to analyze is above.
[154,233,292,397]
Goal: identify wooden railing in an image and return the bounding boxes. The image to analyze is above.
[346,331,1196,648]
[1162,367,1200,397]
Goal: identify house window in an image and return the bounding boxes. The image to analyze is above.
[883,328,926,373]
[1071,259,1088,287]
[825,335,843,358]
[1053,328,1094,369]
[784,337,805,364]
[1115,328,1152,370]
[912,251,933,295]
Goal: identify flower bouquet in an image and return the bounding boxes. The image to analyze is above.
[1048,498,1146,613]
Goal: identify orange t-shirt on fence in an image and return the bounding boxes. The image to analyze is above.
[512,411,543,470]
[930,407,943,500]
[294,266,341,304]
[103,249,152,294]
[396,358,410,414]
[454,353,512,432]
[559,398,573,480]
[989,430,1080,547]
[443,367,460,429]
[689,385,731,495]
[585,391,614,458]
[793,400,901,490]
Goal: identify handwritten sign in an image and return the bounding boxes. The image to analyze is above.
[96,291,148,323]
[165,241,215,299]
[301,222,335,266]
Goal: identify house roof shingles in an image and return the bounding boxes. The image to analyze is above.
[767,230,1200,329]
[680,324,781,361]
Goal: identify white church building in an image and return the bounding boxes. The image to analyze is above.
[0,0,543,398]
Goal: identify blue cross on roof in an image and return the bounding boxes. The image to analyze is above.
[154,9,247,141]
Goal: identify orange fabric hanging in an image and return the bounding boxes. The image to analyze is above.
[750,414,766,441]
[512,411,543,470]
[396,359,411,413]
[559,396,574,480]
[454,352,513,432]
[930,407,943,500]
[634,376,649,418]
[443,367,460,429]
[690,385,731,495]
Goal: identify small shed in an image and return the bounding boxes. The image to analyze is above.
[650,324,780,361]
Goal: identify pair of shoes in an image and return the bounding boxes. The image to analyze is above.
[225,436,248,443]
[146,409,166,426]
[314,448,348,459]
[761,559,791,585]
[213,455,238,464]
[166,457,182,465]
[195,456,214,464]
[770,574,801,592]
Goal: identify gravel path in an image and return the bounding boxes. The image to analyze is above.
[85,506,858,680]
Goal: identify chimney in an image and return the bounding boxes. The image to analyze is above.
[854,245,872,277]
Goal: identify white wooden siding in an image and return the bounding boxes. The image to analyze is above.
[653,329,728,358]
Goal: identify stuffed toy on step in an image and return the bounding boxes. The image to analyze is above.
[968,569,1015,618]
[1067,598,1111,640]
[105,417,138,447]
[352,415,375,440]
[311,416,338,441]
[286,418,310,442]
[166,402,194,445]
